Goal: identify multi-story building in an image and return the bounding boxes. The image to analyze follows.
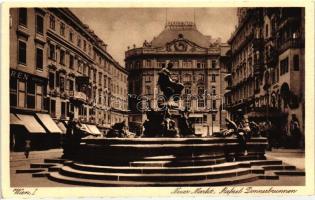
[225,8,305,148]
[125,21,227,135]
[9,8,128,150]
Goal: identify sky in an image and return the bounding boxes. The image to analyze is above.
[71,8,238,66]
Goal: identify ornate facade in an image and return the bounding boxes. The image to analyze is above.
[225,8,305,147]
[10,8,128,136]
[126,21,227,135]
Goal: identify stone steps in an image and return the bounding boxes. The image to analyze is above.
[16,168,46,173]
[129,157,226,167]
[262,165,296,171]
[30,163,57,168]
[59,165,256,182]
[142,153,225,161]
[69,159,282,174]
[273,170,305,176]
[48,172,259,187]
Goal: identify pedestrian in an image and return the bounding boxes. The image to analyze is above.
[24,136,31,158]
[290,114,301,148]
[265,120,272,151]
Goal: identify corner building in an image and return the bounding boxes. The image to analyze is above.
[126,21,227,135]
[226,8,305,148]
[9,8,128,150]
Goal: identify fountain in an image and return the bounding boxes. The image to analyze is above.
[21,62,301,187]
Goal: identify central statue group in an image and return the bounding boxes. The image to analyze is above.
[143,63,194,137]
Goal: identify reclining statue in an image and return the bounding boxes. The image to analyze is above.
[107,121,127,138]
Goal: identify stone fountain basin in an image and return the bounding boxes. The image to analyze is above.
[71,137,268,165]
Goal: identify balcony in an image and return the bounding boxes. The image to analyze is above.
[69,91,87,104]
[278,38,304,54]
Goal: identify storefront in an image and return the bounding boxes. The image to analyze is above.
[10,69,64,151]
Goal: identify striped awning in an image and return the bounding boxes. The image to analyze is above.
[16,114,46,133]
[86,124,102,135]
[36,113,62,134]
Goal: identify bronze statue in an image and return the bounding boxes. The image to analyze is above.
[157,63,184,104]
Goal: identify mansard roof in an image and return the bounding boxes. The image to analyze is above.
[150,21,219,48]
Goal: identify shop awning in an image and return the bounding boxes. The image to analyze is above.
[80,124,92,134]
[56,121,67,134]
[36,113,62,134]
[10,113,23,125]
[86,124,102,135]
[16,114,46,134]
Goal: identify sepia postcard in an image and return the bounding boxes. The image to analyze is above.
[0,0,314,198]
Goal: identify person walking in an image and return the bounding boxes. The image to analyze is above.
[290,114,301,148]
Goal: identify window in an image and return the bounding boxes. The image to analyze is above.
[78,60,82,73]
[50,99,56,117]
[145,85,151,95]
[182,60,192,68]
[211,86,216,95]
[18,40,27,65]
[49,44,56,60]
[280,57,289,75]
[60,22,65,36]
[146,60,151,68]
[104,76,107,88]
[77,36,81,48]
[211,74,216,82]
[69,31,73,42]
[98,89,102,104]
[27,81,35,109]
[293,55,299,71]
[183,74,191,82]
[60,49,65,65]
[49,15,55,30]
[212,100,217,109]
[98,72,102,85]
[83,40,86,51]
[36,15,43,35]
[158,61,165,68]
[19,8,27,27]
[69,54,74,69]
[197,63,201,68]
[212,60,216,68]
[36,48,43,70]
[61,102,66,118]
[10,78,18,107]
[93,69,96,82]
[49,72,55,89]
[18,81,26,108]
[60,76,65,92]
[68,79,74,91]
[88,44,91,55]
[36,85,42,110]
[198,74,204,82]
[198,86,205,108]
[184,86,191,94]
[212,114,216,121]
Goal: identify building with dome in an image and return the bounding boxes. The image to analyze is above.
[125,21,229,136]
